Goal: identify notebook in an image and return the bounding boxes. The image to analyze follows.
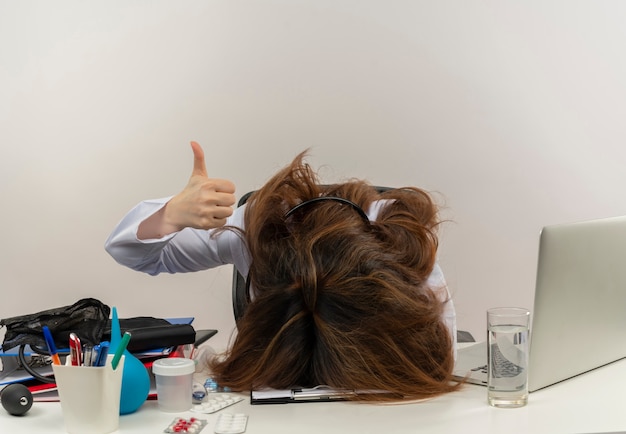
[453,215,626,392]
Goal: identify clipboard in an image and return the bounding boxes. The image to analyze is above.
[250,386,390,404]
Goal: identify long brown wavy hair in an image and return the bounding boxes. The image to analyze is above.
[208,152,461,401]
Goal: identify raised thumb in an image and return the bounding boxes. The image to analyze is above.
[190,141,208,177]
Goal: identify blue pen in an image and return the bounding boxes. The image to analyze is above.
[42,326,61,365]
[95,341,110,367]
[92,344,101,366]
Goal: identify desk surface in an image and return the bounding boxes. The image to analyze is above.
[2,356,625,434]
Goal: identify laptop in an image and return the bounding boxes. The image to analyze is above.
[454,215,626,392]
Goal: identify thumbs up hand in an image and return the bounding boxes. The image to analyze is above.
[163,141,236,231]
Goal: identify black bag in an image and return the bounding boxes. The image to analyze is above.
[0,298,196,354]
[1,298,110,352]
[0,298,196,384]
[0,297,195,353]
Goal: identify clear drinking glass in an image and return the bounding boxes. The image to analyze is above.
[487,307,530,408]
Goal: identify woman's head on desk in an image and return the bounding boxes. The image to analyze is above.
[208,152,461,401]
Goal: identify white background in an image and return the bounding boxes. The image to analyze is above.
[2,1,626,350]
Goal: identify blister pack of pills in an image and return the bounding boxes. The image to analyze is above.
[191,394,245,414]
[214,413,248,434]
[164,417,208,433]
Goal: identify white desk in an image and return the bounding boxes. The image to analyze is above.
[2,356,625,434]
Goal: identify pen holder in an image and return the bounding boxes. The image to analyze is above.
[52,355,124,434]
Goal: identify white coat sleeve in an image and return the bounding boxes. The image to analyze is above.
[426,262,458,360]
[104,197,249,276]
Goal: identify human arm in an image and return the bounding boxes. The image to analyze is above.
[104,142,246,275]
[105,197,249,275]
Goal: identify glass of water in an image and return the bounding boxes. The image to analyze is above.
[487,307,530,408]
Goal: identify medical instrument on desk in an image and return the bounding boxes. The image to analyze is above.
[0,383,33,416]
[109,307,150,415]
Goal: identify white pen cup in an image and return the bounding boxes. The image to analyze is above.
[52,355,124,434]
[152,358,196,412]
[487,307,530,408]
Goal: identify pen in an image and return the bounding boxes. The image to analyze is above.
[111,332,131,370]
[42,326,61,365]
[94,341,110,367]
[69,333,82,366]
[83,345,94,367]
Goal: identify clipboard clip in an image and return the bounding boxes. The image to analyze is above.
[291,386,356,401]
